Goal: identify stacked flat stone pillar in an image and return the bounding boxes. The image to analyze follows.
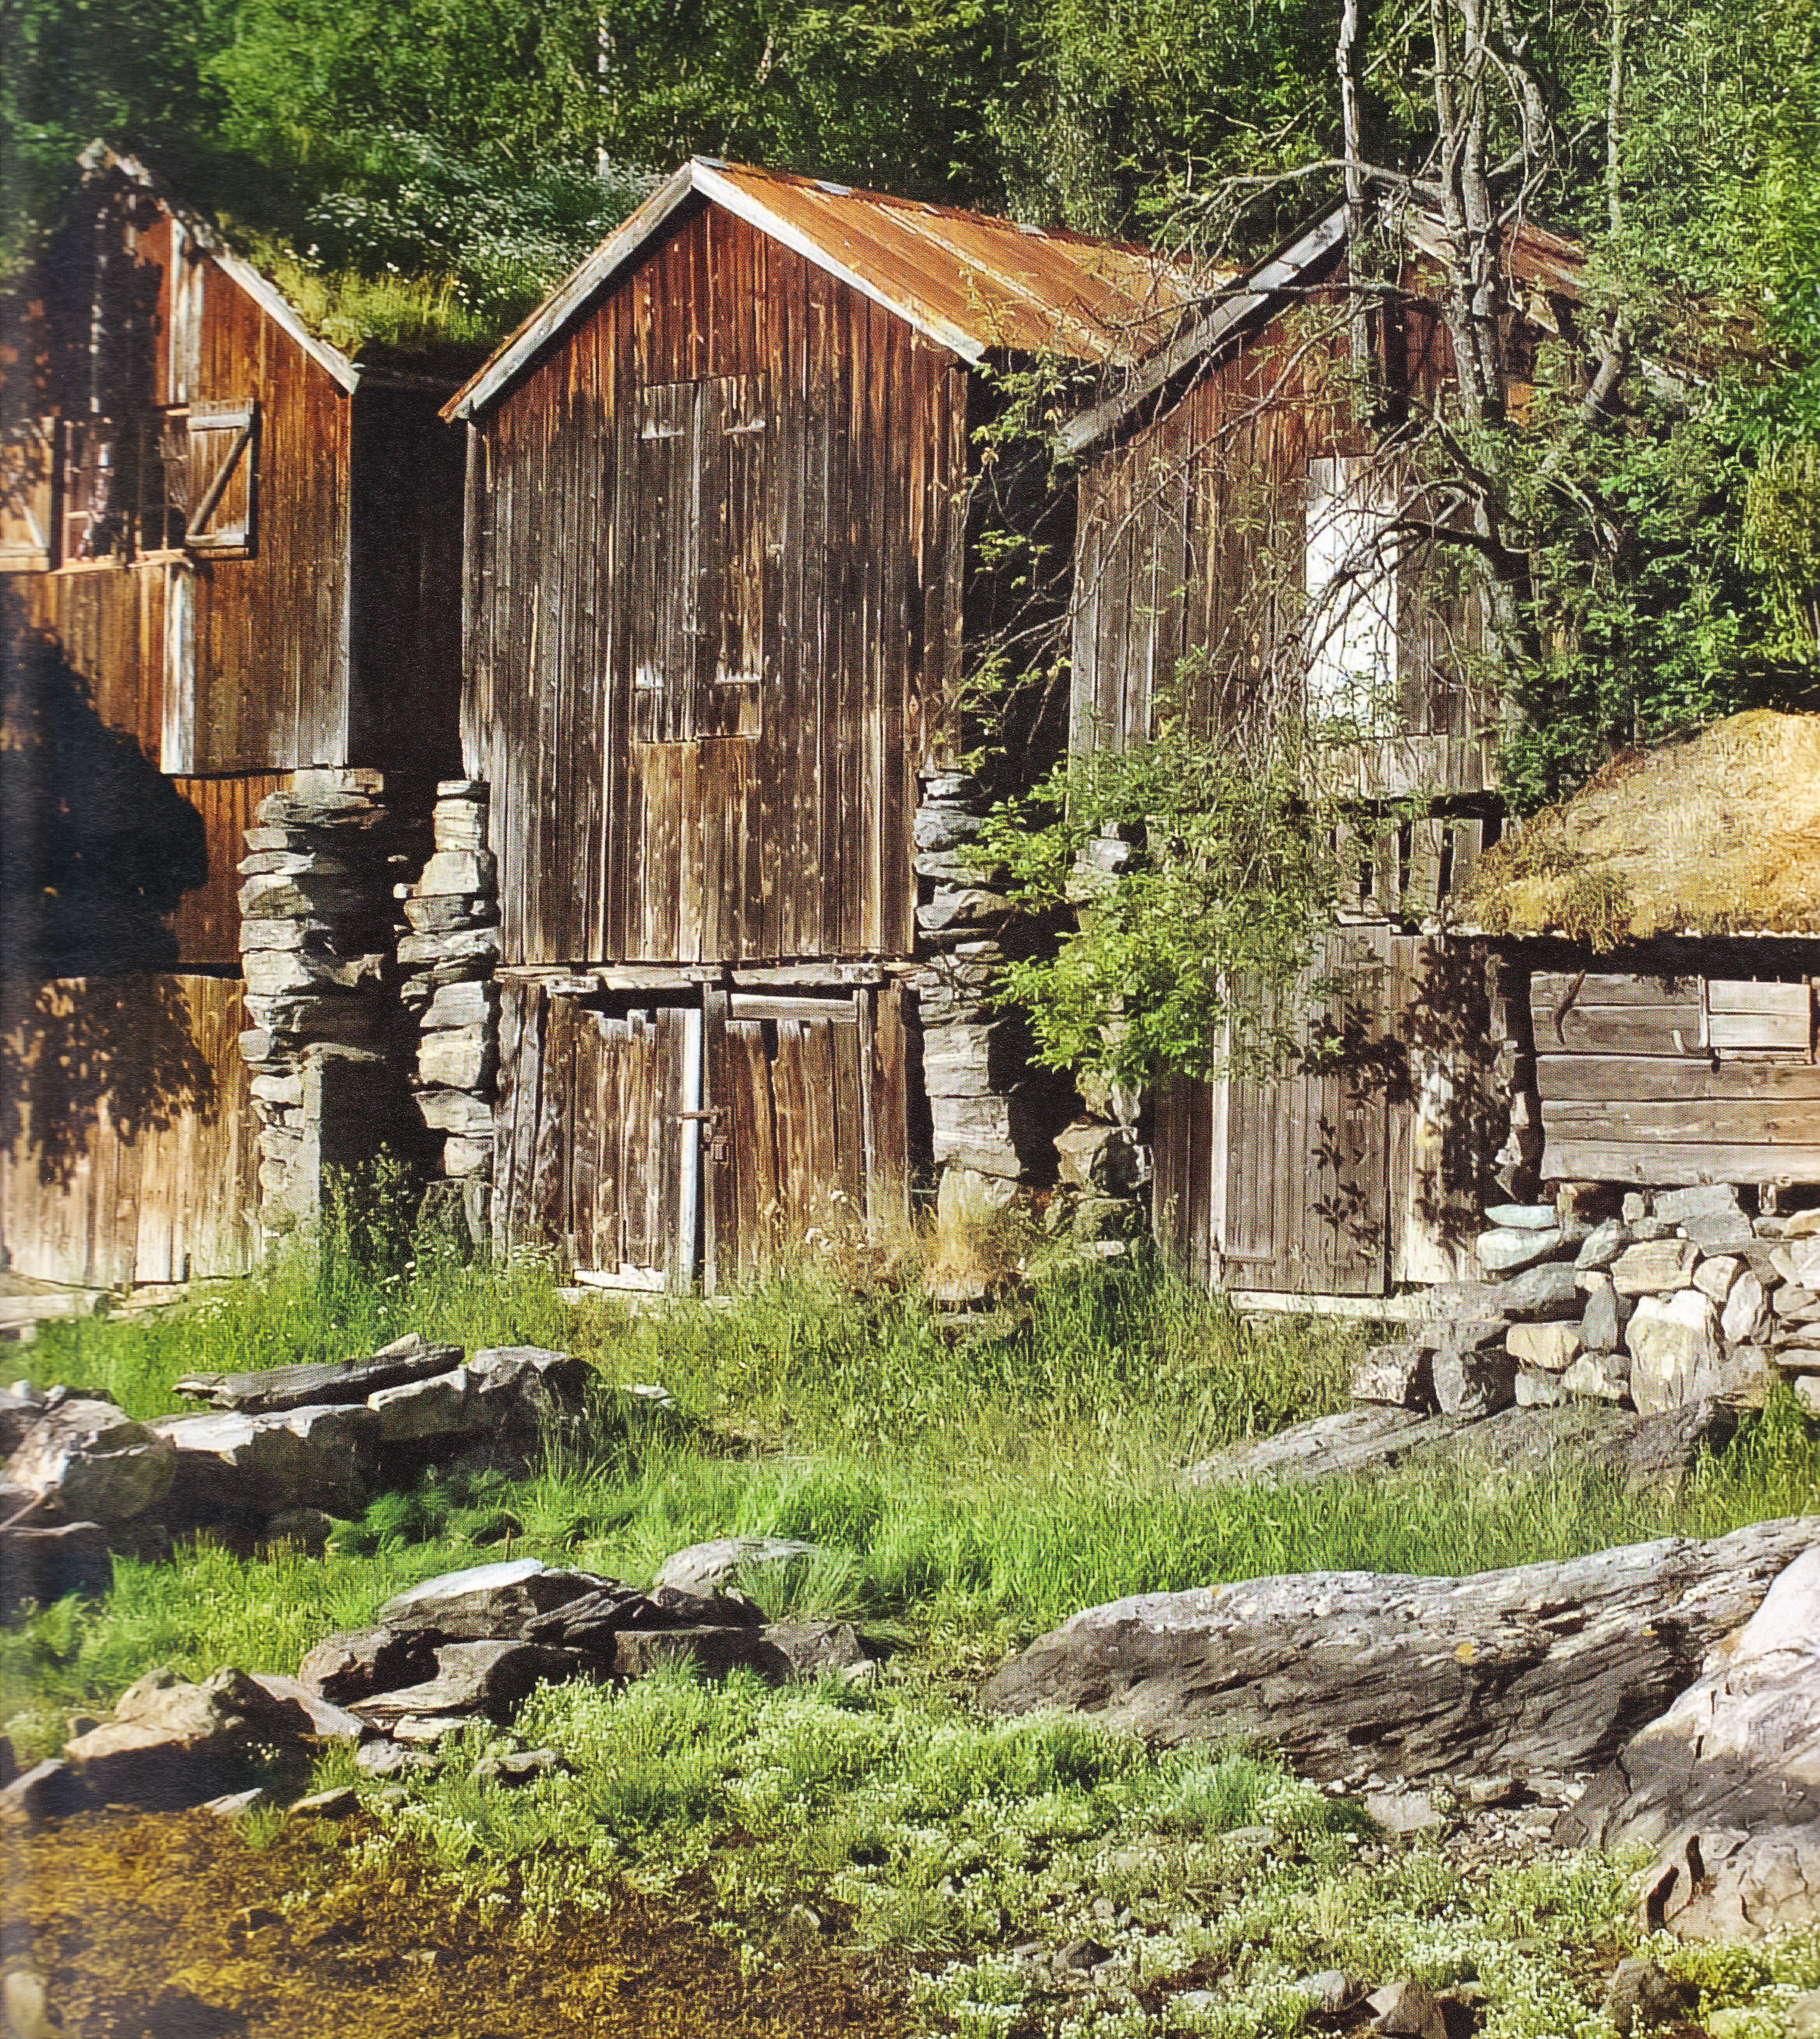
[910,768,1067,1241]
[238,770,429,1228]
[399,781,499,1235]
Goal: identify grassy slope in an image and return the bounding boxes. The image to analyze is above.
[6,1210,1820,2037]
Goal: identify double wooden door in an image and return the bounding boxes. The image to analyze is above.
[494,981,909,1290]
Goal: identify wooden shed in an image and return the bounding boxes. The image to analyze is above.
[443,157,1194,1287]
[1463,712,1820,1197]
[1058,203,1586,1299]
[0,146,468,1287]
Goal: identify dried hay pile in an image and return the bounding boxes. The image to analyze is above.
[1464,711,1820,945]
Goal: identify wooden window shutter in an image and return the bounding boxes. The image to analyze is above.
[0,417,55,571]
[630,376,768,745]
[186,398,258,553]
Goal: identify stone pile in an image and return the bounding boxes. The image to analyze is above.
[1353,1186,1820,1423]
[237,769,429,1223]
[4,1550,868,1816]
[0,1336,589,1578]
[398,780,499,1223]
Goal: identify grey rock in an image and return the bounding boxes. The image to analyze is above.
[1484,1203,1559,1231]
[378,1558,603,1641]
[1478,1226,1562,1273]
[1777,1286,1820,1319]
[1602,1958,1689,2038]
[758,1620,870,1679]
[1367,1980,1448,2038]
[1515,1369,1566,1407]
[1581,1277,1633,1354]
[1612,1238,1701,1295]
[1722,1269,1773,1346]
[1654,1183,1743,1224]
[1622,1192,1650,1222]
[653,1538,823,1598]
[1350,1343,1436,1411]
[288,1785,359,1820]
[1367,1788,1447,1835]
[611,1625,795,1681]
[152,1402,379,1517]
[1772,1239,1820,1288]
[1053,1121,1146,1196]
[1682,1209,1757,1253]
[1433,1341,1517,1419]
[1497,1261,1583,1319]
[1506,1321,1581,1371]
[368,1367,477,1443]
[1627,1292,1721,1415]
[422,979,494,1031]
[5,1399,176,1524]
[175,1334,465,1413]
[354,1641,580,1723]
[417,1028,494,1091]
[1185,1407,1430,1488]
[1562,1351,1630,1401]
[0,1759,89,1822]
[980,1515,1817,1781]
[1301,1971,1357,2015]
[245,1673,366,1745]
[298,1625,433,1705]
[1575,1218,1631,1270]
[0,1522,113,1613]
[356,1739,437,1777]
[63,1666,319,1808]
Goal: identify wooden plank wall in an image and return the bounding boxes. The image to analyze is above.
[169,772,289,966]
[1069,265,1499,798]
[0,973,256,1285]
[1153,930,1493,1295]
[188,249,352,772]
[1533,969,1820,1185]
[469,201,963,970]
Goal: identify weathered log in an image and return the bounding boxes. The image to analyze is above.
[979,1516,1816,1783]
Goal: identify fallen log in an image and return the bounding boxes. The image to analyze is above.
[979,1516,1816,1784]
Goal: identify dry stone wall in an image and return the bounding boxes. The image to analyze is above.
[1357,1186,1820,1422]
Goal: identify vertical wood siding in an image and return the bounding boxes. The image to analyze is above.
[1070,271,1499,798]
[469,203,963,969]
[0,973,256,1285]
[1153,930,1496,1294]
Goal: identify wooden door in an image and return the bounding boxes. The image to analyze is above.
[494,985,702,1290]
[703,985,910,1290]
[1155,925,1397,1296]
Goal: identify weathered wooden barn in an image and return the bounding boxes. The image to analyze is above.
[0,145,468,1287]
[1059,202,1589,1300]
[443,157,1195,1287]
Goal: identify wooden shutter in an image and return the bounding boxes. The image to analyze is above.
[186,399,257,553]
[631,376,768,744]
[0,417,55,571]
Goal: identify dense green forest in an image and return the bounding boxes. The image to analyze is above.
[1,0,1815,813]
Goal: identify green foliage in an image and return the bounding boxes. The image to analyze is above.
[974,711,1348,1087]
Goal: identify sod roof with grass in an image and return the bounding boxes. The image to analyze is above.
[1462,710,1820,944]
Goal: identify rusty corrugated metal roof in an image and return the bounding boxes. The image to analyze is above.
[446,157,1208,421]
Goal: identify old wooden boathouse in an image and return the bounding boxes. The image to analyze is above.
[442,157,1196,1288]
[0,145,468,1287]
[1056,201,1593,1302]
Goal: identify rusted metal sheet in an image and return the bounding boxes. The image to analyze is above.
[0,973,256,1285]
[447,158,1204,423]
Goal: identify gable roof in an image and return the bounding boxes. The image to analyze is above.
[80,143,364,394]
[1059,199,1586,457]
[444,157,1206,423]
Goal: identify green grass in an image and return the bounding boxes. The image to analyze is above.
[7,1200,1820,2037]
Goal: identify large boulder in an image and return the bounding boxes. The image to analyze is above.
[1560,1543,1820,1935]
[652,1538,823,1600]
[174,1333,463,1413]
[352,1640,580,1724]
[62,1666,324,1808]
[4,1398,176,1524]
[980,1516,1816,1783]
[377,1558,604,1641]
[150,1402,379,1518]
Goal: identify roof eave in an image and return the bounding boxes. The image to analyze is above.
[83,143,363,395]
